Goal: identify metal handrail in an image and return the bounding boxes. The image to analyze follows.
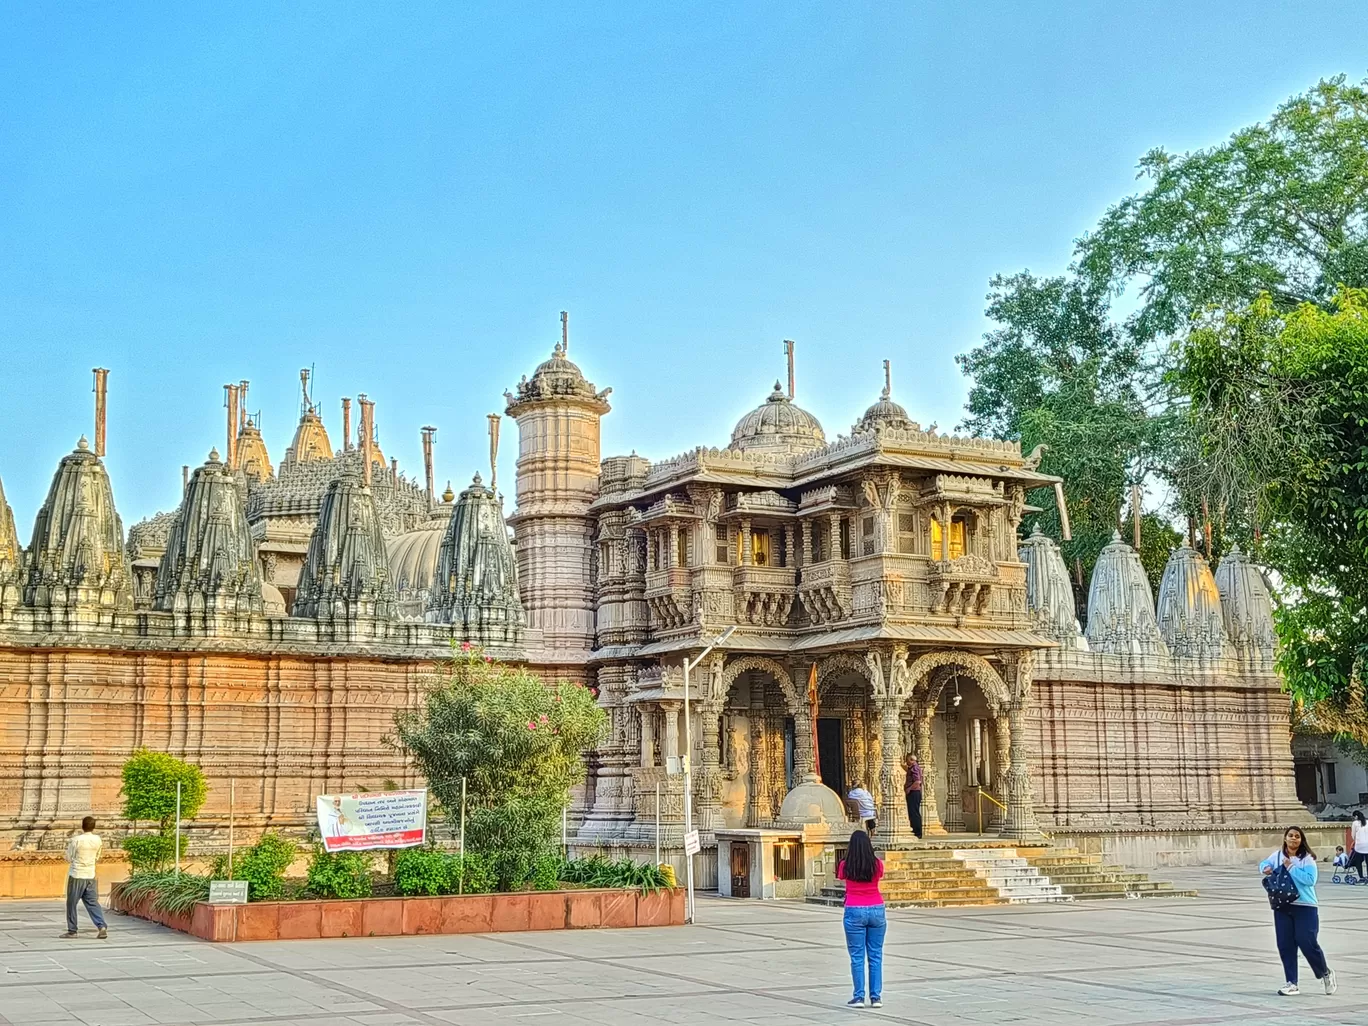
[973,786,1007,835]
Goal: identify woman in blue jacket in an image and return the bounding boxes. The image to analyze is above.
[1260,826,1336,996]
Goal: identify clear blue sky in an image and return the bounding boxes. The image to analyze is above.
[2,3,1363,528]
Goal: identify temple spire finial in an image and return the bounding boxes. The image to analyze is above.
[92,368,109,458]
[487,414,501,494]
[882,359,891,400]
[784,339,795,399]
[560,310,569,355]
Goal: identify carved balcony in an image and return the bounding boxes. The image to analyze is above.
[928,554,998,615]
[797,559,852,625]
[732,564,797,627]
[645,567,692,630]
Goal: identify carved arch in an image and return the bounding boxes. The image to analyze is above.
[896,650,1010,711]
[816,652,876,697]
[719,656,799,711]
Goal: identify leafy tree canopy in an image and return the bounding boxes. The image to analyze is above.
[119,749,208,831]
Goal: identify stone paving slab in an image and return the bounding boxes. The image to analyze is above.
[1,867,1366,1025]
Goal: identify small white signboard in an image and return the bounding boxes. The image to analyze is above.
[666,756,681,776]
[208,880,249,905]
[683,829,701,856]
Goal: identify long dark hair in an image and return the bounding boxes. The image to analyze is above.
[843,829,877,882]
[1283,825,1315,860]
[1354,811,1366,826]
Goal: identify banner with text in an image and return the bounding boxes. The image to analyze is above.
[316,789,427,852]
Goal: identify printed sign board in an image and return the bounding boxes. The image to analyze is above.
[208,880,249,905]
[683,829,701,856]
[316,789,428,853]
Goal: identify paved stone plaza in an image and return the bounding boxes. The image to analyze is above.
[1,869,1365,1026]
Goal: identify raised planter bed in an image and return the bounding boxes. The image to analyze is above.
[111,884,686,942]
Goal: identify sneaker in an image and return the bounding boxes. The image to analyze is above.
[870,997,883,1008]
[96,927,107,940]
[847,997,865,1007]
[1278,983,1301,996]
[59,931,77,939]
[1323,969,1337,995]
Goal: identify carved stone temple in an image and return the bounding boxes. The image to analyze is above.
[0,336,1304,871]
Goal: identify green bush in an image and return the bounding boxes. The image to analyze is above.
[392,848,496,896]
[559,855,671,893]
[120,750,208,830]
[122,832,181,873]
[529,852,561,891]
[305,847,373,899]
[120,870,211,915]
[390,648,608,890]
[224,832,298,901]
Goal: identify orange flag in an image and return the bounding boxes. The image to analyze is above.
[808,662,820,779]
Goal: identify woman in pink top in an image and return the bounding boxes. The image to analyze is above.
[836,828,886,1007]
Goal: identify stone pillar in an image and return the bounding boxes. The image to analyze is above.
[992,714,1010,794]
[662,702,680,764]
[944,707,964,832]
[749,691,766,826]
[699,702,723,831]
[783,524,796,569]
[793,704,816,783]
[915,705,945,835]
[640,707,656,768]
[1000,697,1041,840]
[740,518,752,566]
[668,523,680,569]
[828,513,840,561]
[940,503,952,561]
[800,519,812,566]
[878,700,910,842]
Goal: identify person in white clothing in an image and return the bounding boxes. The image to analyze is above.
[846,784,877,836]
[62,816,107,939]
[1349,811,1368,881]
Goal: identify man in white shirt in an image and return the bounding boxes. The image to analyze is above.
[62,816,107,939]
[847,784,878,836]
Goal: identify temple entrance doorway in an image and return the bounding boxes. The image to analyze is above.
[817,718,846,795]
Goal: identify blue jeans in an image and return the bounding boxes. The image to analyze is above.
[1273,905,1327,985]
[843,904,886,1000]
[66,877,106,933]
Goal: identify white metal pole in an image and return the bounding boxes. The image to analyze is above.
[458,776,467,896]
[682,656,694,924]
[228,779,235,880]
[655,782,661,865]
[562,805,568,858]
[175,781,182,879]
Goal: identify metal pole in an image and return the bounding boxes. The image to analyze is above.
[228,779,235,879]
[458,776,467,896]
[175,781,182,879]
[562,805,568,858]
[655,783,661,865]
[682,656,694,923]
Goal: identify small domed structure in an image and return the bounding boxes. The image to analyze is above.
[293,471,397,621]
[1018,525,1086,649]
[505,341,611,413]
[282,408,333,467]
[1084,531,1167,657]
[853,364,916,434]
[777,778,849,828]
[23,437,133,621]
[235,417,274,482]
[387,516,447,619]
[1214,544,1277,667]
[428,473,524,643]
[1156,546,1228,662]
[728,383,826,455]
[0,473,20,616]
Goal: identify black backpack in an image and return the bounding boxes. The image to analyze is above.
[1263,864,1300,910]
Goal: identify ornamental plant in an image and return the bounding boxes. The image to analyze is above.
[389,645,607,889]
[120,749,208,830]
[305,847,374,899]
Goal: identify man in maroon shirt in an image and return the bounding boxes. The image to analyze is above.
[903,756,923,839]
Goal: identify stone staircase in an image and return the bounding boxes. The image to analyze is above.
[809,841,1194,909]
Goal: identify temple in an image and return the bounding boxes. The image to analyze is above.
[0,328,1304,874]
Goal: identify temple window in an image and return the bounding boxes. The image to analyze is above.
[752,528,771,566]
[930,517,966,560]
[715,534,729,565]
[897,512,917,554]
[676,529,689,568]
[839,518,851,560]
[811,522,828,562]
[861,516,875,556]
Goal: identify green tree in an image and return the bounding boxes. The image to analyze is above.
[389,647,608,889]
[1178,290,1368,719]
[120,749,208,831]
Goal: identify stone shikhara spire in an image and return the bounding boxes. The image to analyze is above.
[1018,524,1086,650]
[1156,545,1229,662]
[293,470,396,622]
[23,437,133,625]
[1084,530,1167,657]
[428,473,524,643]
[0,472,20,616]
[154,449,263,616]
[1214,543,1277,668]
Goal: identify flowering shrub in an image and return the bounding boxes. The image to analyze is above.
[389,647,607,890]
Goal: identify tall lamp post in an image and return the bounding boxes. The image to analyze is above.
[682,625,737,924]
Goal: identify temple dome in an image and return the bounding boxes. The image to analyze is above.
[387,516,448,619]
[728,383,826,455]
[853,383,916,435]
[1155,546,1228,662]
[235,417,274,482]
[292,471,397,621]
[1084,531,1167,657]
[1214,544,1276,667]
[154,450,263,616]
[282,408,333,467]
[777,779,848,827]
[23,437,133,618]
[1018,525,1086,649]
[427,473,524,643]
[506,342,611,413]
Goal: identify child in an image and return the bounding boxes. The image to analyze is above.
[1333,846,1349,869]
